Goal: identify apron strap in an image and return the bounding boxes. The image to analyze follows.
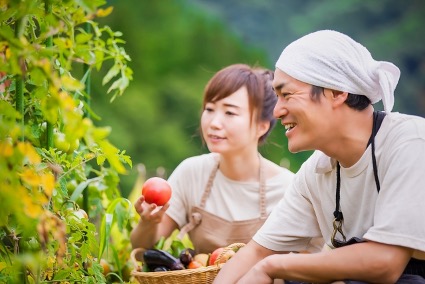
[199,157,220,209]
[258,155,267,218]
[179,158,220,239]
[199,154,268,216]
[180,154,268,243]
[178,212,202,239]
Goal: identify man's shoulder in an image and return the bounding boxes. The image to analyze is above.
[384,112,425,138]
[388,112,425,122]
[296,150,333,177]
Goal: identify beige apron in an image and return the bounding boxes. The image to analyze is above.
[178,157,267,254]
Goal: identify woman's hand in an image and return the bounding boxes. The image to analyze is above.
[130,196,172,249]
[134,196,170,225]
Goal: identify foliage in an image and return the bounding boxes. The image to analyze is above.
[192,0,425,118]
[92,1,275,195]
[0,0,135,283]
[93,0,425,193]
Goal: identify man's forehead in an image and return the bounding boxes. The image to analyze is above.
[273,69,313,92]
[272,68,290,91]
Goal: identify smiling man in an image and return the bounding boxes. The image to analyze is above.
[214,30,425,284]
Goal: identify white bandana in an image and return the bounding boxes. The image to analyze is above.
[275,30,400,113]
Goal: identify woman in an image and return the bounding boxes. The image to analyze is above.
[130,64,295,254]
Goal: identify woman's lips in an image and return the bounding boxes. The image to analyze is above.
[208,134,225,142]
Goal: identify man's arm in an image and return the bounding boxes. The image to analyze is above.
[213,240,277,283]
[237,241,413,284]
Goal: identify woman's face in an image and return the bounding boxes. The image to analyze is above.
[201,86,262,155]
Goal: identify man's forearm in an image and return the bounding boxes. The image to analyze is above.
[213,241,274,283]
[251,241,412,283]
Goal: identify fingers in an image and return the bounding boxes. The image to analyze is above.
[134,197,171,224]
[134,196,145,214]
[134,196,158,216]
[158,202,170,214]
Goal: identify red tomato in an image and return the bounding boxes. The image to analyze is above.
[141,177,172,206]
[208,247,235,265]
[208,247,224,266]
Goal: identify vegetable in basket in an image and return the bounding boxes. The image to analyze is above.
[143,249,184,271]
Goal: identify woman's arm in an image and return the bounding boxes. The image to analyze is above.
[130,196,178,249]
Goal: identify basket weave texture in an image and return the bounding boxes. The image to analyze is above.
[130,243,245,284]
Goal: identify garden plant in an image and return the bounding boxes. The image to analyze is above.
[0,0,136,283]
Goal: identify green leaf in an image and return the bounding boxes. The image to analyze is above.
[171,239,186,258]
[102,65,120,86]
[154,236,165,250]
[76,33,93,44]
[98,140,127,174]
[98,198,132,260]
[180,232,194,250]
[106,77,123,94]
[69,177,101,202]
[61,74,85,91]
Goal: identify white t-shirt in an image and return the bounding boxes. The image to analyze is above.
[254,112,425,259]
[166,153,295,228]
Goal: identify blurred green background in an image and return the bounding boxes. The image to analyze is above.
[92,0,425,197]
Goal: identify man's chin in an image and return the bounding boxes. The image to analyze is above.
[287,143,307,154]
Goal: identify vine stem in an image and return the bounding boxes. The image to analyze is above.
[45,0,54,149]
[82,21,92,215]
[14,10,28,142]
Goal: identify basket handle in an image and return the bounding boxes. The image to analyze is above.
[130,247,146,272]
[215,242,245,266]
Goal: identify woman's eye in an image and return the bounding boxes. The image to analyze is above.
[204,107,213,112]
[225,111,236,116]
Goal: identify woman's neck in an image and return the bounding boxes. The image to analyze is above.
[218,152,261,182]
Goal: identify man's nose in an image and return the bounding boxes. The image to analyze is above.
[273,99,288,119]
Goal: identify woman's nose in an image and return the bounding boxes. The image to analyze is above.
[209,113,223,128]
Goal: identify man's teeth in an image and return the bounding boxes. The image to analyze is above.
[284,123,296,130]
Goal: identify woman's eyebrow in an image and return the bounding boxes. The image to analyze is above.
[222,103,240,109]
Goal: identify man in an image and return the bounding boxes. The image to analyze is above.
[213,30,425,283]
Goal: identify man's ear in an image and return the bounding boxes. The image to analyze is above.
[330,90,348,106]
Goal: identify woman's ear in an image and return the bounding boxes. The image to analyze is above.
[257,121,270,139]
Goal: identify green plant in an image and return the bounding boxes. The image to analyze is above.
[0,0,135,283]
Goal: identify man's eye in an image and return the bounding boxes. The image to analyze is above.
[279,92,293,99]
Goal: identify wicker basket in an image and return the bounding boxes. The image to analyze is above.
[130,243,245,284]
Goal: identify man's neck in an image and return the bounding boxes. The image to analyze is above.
[322,107,375,168]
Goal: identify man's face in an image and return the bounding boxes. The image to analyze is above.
[272,69,333,153]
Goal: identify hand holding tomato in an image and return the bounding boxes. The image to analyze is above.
[141,177,172,206]
[134,177,172,225]
[134,195,170,225]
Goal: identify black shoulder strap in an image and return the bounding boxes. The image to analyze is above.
[375,111,386,132]
[371,111,386,192]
